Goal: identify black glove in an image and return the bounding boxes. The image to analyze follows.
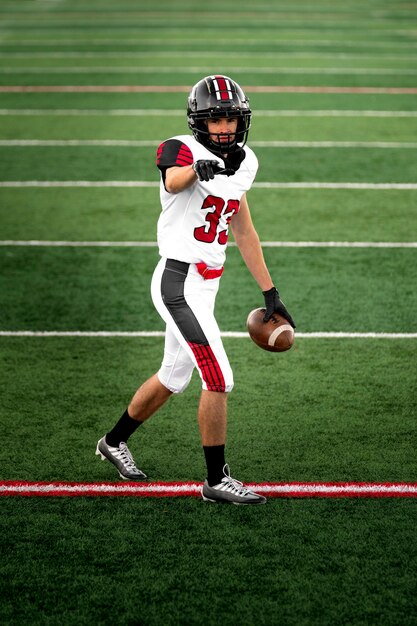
[192,160,222,182]
[215,166,236,177]
[262,287,296,328]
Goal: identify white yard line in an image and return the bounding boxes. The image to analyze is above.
[0,241,416,249]
[0,330,416,339]
[0,139,162,146]
[1,37,416,49]
[2,181,416,189]
[0,181,161,187]
[0,240,158,247]
[253,182,417,189]
[260,241,417,248]
[0,108,186,116]
[1,86,416,94]
[251,141,417,148]
[0,331,416,339]
[259,110,417,117]
[1,139,417,148]
[0,51,416,60]
[0,109,416,117]
[2,66,417,75]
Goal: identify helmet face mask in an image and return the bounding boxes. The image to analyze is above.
[187,75,252,156]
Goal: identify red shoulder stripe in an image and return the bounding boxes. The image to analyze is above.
[177,144,193,165]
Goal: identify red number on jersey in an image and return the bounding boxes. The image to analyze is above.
[194,195,239,245]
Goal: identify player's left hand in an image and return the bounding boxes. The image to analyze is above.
[192,160,221,182]
[262,287,296,328]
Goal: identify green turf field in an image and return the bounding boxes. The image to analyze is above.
[1,1,417,624]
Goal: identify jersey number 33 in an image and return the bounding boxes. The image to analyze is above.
[194,195,239,246]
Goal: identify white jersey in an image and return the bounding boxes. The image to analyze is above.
[156,134,258,267]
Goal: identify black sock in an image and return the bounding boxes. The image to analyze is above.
[203,445,226,486]
[105,409,142,447]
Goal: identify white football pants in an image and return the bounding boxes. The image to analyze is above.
[151,257,234,394]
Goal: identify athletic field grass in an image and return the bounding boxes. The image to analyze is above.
[1,1,416,624]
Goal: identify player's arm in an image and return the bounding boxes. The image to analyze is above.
[231,194,296,327]
[165,165,197,193]
[165,160,222,192]
[231,194,274,291]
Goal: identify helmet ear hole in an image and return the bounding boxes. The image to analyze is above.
[187,75,251,156]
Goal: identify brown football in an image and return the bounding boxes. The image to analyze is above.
[247,308,295,352]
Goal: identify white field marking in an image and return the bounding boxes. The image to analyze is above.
[0,240,160,247]
[3,139,417,149]
[0,241,416,249]
[1,51,416,60]
[1,480,417,498]
[1,181,416,190]
[0,331,416,339]
[2,86,417,95]
[0,139,161,146]
[3,66,417,76]
[1,37,417,49]
[0,109,416,118]
[260,110,417,117]
[251,141,417,148]
[0,108,186,116]
[253,182,417,190]
[259,241,417,248]
[0,181,160,188]
[2,139,417,149]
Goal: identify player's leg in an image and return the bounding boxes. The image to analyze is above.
[95,373,172,481]
[152,258,265,504]
[198,389,227,446]
[128,374,173,420]
[198,388,228,489]
[96,375,172,481]
[96,322,195,480]
[198,385,265,506]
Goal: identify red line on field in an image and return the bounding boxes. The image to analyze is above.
[0,86,417,94]
[1,481,417,498]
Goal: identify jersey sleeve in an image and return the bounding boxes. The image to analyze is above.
[156,139,194,171]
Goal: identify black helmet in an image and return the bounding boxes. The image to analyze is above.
[187,75,252,156]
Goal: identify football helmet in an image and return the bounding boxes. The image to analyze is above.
[187,75,252,156]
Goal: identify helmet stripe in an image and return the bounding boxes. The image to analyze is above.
[213,75,233,101]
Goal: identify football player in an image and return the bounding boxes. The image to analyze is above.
[96,75,295,504]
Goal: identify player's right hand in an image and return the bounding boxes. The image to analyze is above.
[192,160,221,182]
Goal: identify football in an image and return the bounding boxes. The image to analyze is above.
[247,308,295,352]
